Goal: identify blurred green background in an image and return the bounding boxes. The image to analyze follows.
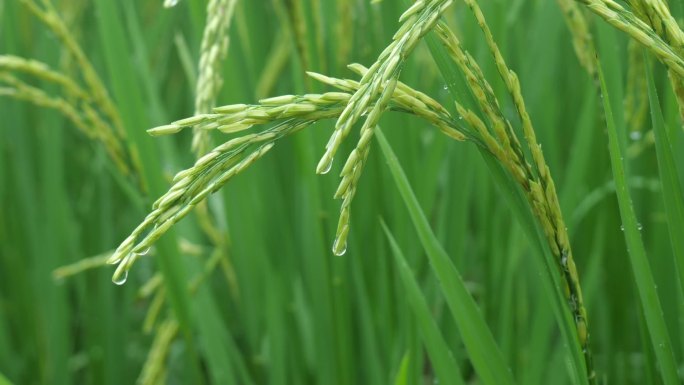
[1,0,684,384]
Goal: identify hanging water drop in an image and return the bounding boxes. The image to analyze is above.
[163,0,179,8]
[620,224,625,231]
[629,131,642,141]
[135,247,151,256]
[332,238,347,256]
[333,224,349,256]
[112,270,128,286]
[637,222,643,231]
[318,157,333,174]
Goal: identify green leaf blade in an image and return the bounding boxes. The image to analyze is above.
[644,54,684,301]
[376,128,516,385]
[381,220,466,385]
[596,54,680,385]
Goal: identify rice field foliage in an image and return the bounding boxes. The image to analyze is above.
[1,0,684,384]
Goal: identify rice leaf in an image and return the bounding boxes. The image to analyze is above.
[423,26,589,385]
[644,54,684,300]
[376,127,516,385]
[596,52,680,385]
[381,220,466,385]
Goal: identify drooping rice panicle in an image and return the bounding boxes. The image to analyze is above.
[0,56,123,150]
[20,0,125,136]
[627,0,684,48]
[625,0,684,122]
[438,5,595,377]
[52,250,118,281]
[434,24,530,181]
[4,1,138,176]
[111,81,467,280]
[0,73,131,173]
[187,0,240,294]
[577,0,684,79]
[151,87,464,142]
[192,0,238,156]
[307,67,466,141]
[110,93,353,279]
[316,0,454,175]
[317,0,457,251]
[0,55,90,100]
[330,139,370,256]
[325,77,397,253]
[108,133,281,283]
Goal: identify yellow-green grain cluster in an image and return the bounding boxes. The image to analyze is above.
[111,77,468,278]
[317,0,453,176]
[575,0,684,130]
[104,2,598,380]
[585,0,684,76]
[625,0,684,121]
[437,1,595,377]
[315,0,455,253]
[1,0,135,176]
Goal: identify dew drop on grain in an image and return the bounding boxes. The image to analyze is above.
[319,158,333,174]
[333,239,347,256]
[135,247,151,256]
[112,270,128,286]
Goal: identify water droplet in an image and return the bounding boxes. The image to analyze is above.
[332,238,347,256]
[135,247,151,256]
[318,157,333,174]
[620,224,625,231]
[637,222,643,231]
[457,116,463,121]
[112,270,128,286]
[443,84,448,90]
[163,0,179,7]
[629,131,642,141]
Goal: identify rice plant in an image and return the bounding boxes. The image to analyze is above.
[2,0,684,384]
